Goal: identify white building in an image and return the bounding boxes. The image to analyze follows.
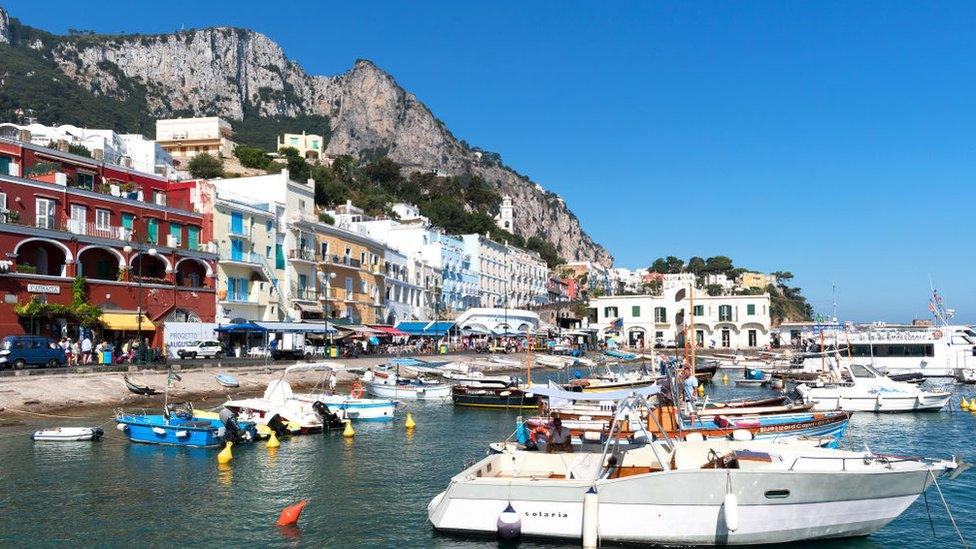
[703,273,734,293]
[561,261,611,296]
[662,272,696,292]
[462,233,509,308]
[120,134,177,179]
[155,116,237,163]
[0,122,126,163]
[609,267,648,294]
[454,307,540,335]
[504,243,549,307]
[382,247,425,324]
[495,195,515,232]
[211,170,318,320]
[589,289,771,349]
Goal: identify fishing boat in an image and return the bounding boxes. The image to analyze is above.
[362,368,451,400]
[32,427,104,442]
[215,373,239,388]
[564,363,657,392]
[451,378,540,409]
[429,391,964,545]
[794,363,951,412]
[123,375,158,396]
[115,402,257,447]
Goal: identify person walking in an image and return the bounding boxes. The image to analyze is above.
[81,334,93,365]
[70,339,81,367]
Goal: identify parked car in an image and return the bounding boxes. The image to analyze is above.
[176,340,224,359]
[0,335,66,369]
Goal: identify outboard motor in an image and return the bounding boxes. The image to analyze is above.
[312,401,343,431]
[265,413,289,438]
[218,407,242,443]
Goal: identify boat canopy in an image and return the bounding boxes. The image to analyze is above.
[528,381,660,403]
[396,321,455,336]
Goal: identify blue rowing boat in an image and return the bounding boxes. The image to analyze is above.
[116,404,257,448]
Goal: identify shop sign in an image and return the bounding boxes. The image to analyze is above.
[27,284,61,294]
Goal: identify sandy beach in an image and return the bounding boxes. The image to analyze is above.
[0,353,529,416]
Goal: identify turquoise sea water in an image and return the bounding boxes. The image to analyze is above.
[0,371,973,548]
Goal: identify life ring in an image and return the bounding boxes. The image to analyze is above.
[350,382,364,399]
[933,330,943,340]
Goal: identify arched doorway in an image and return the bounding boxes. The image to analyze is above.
[175,258,209,288]
[628,327,647,348]
[78,246,123,281]
[15,239,70,276]
[167,308,201,322]
[130,253,168,282]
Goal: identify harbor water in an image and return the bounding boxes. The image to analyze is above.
[0,372,974,548]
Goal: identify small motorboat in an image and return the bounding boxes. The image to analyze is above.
[116,402,257,448]
[32,427,105,442]
[123,375,159,396]
[215,373,240,388]
[362,368,451,401]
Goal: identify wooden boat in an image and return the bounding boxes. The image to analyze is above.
[215,373,240,388]
[123,375,158,396]
[32,427,104,442]
[709,396,786,409]
[452,378,539,409]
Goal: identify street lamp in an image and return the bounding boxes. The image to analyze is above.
[124,244,157,365]
[318,270,336,354]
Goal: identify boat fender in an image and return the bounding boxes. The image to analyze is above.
[151,427,166,436]
[876,394,884,410]
[731,429,752,441]
[496,502,521,540]
[116,423,128,432]
[582,487,599,549]
[723,492,739,532]
[499,391,511,397]
[523,392,534,398]
[916,394,925,406]
[176,431,189,438]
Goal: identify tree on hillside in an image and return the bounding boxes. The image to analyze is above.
[278,146,310,181]
[67,143,92,158]
[188,153,224,179]
[233,145,272,170]
[687,256,706,274]
[665,256,684,274]
[771,271,794,282]
[705,284,724,296]
[703,255,733,273]
[649,258,669,274]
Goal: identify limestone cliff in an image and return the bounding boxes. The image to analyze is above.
[0,7,612,265]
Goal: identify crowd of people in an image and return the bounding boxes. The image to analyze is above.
[56,335,159,366]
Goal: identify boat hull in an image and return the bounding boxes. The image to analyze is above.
[116,414,256,448]
[429,467,935,545]
[364,381,451,400]
[803,393,950,412]
[311,395,396,421]
[452,392,540,409]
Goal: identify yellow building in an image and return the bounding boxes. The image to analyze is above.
[156,117,236,162]
[739,272,769,290]
[316,223,386,324]
[278,132,324,160]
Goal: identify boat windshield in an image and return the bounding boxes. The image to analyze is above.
[849,364,878,378]
[951,335,975,345]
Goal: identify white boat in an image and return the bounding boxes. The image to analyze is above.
[428,391,962,545]
[362,369,451,401]
[32,427,104,442]
[489,356,523,367]
[794,363,951,412]
[291,392,395,421]
[795,324,976,377]
[955,367,976,384]
[535,355,571,369]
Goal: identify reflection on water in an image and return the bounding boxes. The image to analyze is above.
[0,370,973,548]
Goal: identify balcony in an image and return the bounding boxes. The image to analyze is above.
[228,224,252,239]
[67,220,133,241]
[219,248,265,266]
[288,248,318,263]
[291,284,318,301]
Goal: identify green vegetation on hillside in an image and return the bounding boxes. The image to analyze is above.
[646,255,812,323]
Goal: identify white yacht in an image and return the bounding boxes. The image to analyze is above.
[795,324,976,377]
[429,392,962,545]
[794,363,951,412]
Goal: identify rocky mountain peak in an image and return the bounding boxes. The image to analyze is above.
[0,7,10,44]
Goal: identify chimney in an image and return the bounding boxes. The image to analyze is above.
[92,148,104,161]
[56,139,69,152]
[17,129,31,143]
[120,156,133,168]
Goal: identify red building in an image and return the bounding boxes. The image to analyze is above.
[0,138,217,346]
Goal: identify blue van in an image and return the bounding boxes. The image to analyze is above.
[0,336,66,369]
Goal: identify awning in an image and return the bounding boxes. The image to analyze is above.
[368,325,408,337]
[101,312,156,331]
[255,321,336,334]
[295,302,324,314]
[396,321,456,336]
[215,321,268,333]
[339,325,383,335]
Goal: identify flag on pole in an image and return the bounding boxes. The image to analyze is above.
[611,317,623,331]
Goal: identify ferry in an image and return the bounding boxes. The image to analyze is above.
[794,325,976,378]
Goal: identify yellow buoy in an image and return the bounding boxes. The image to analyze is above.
[697,384,705,397]
[343,419,355,438]
[961,397,970,411]
[266,431,280,449]
[256,424,273,439]
[405,413,416,430]
[722,374,729,385]
[287,421,301,434]
[217,441,233,464]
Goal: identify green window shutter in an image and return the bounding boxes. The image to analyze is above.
[275,244,285,269]
[121,214,134,230]
[0,156,9,174]
[187,226,199,250]
[96,260,109,278]
[170,223,182,246]
[632,306,640,317]
[747,304,756,315]
[146,218,158,244]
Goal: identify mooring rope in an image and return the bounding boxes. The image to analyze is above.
[929,470,968,548]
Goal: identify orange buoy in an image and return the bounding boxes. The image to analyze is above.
[276,499,308,526]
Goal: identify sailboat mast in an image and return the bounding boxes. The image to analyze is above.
[689,283,696,376]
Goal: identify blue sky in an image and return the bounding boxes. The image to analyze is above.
[5,1,974,322]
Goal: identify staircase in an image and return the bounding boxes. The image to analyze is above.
[260,257,292,321]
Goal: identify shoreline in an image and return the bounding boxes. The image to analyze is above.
[0,353,531,416]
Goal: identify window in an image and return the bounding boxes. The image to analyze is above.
[360,280,367,294]
[266,220,273,232]
[719,305,733,321]
[289,137,299,145]
[747,304,756,315]
[298,274,309,292]
[169,223,182,246]
[187,226,199,250]
[70,204,87,228]
[603,306,618,318]
[275,244,285,269]
[360,251,366,265]
[693,305,704,316]
[631,306,641,317]
[345,276,353,298]
[35,198,55,229]
[0,156,9,175]
[121,213,134,231]
[76,172,95,190]
[228,278,249,301]
[320,242,329,257]
[146,218,158,244]
[96,209,111,230]
[230,212,244,235]
[748,329,757,347]
[0,192,6,213]
[654,307,667,323]
[266,246,272,259]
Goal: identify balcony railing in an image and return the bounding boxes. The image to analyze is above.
[228,224,252,238]
[291,285,318,301]
[219,248,264,265]
[288,249,318,262]
[65,219,133,241]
